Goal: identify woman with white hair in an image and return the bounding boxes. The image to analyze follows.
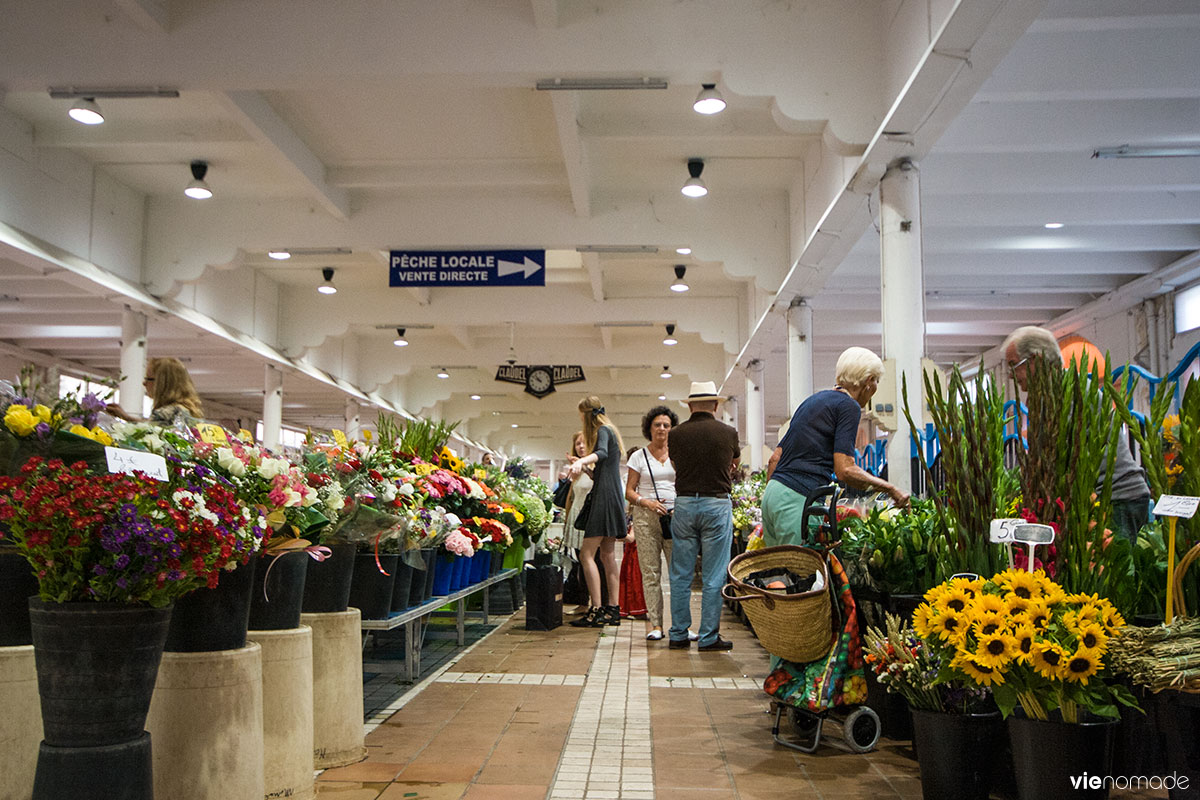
[761,346,909,546]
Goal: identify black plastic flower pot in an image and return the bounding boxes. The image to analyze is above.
[248,551,309,630]
[301,541,356,613]
[164,559,254,652]
[910,709,1002,800]
[409,549,433,608]
[28,599,172,747]
[0,549,38,646]
[1008,712,1118,800]
[390,559,414,613]
[349,553,398,619]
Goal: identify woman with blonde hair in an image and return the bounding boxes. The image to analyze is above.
[146,357,204,425]
[762,346,908,546]
[566,396,626,627]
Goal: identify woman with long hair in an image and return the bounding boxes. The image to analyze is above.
[566,396,626,627]
[146,357,204,425]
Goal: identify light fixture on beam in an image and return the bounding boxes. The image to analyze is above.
[68,97,104,125]
[670,266,689,293]
[675,247,692,255]
[536,77,667,91]
[1093,144,1200,159]
[183,160,212,199]
[317,267,337,295]
[663,324,678,346]
[267,250,291,260]
[470,394,482,400]
[660,366,672,379]
[392,328,409,347]
[681,158,707,197]
[693,84,726,115]
[436,368,450,379]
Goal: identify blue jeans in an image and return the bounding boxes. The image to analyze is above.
[668,496,733,647]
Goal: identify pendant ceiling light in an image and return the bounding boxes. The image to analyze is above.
[183,160,213,199]
[693,84,726,115]
[670,266,689,293]
[663,324,678,346]
[393,328,409,347]
[681,158,707,198]
[267,250,291,260]
[68,97,104,125]
[317,267,337,295]
[660,366,672,379]
[436,368,450,379]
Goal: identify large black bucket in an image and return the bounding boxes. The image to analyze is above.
[28,600,173,747]
[1008,713,1118,800]
[164,560,255,652]
[248,551,309,630]
[0,549,38,646]
[349,553,398,619]
[910,709,1002,800]
[301,541,356,613]
[390,559,414,613]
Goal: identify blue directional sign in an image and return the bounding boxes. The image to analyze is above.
[389,249,545,287]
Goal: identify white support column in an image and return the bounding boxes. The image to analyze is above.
[786,298,813,414]
[745,368,765,471]
[119,308,148,414]
[263,365,283,451]
[880,159,926,496]
[344,398,361,440]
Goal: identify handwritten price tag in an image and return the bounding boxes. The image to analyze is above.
[989,518,1024,544]
[195,423,229,445]
[1153,495,1200,519]
[105,447,169,481]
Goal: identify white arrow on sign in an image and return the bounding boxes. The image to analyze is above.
[497,257,543,279]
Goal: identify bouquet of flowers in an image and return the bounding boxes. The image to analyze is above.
[864,613,990,713]
[731,472,765,536]
[912,570,1137,722]
[469,516,513,552]
[0,458,198,606]
[0,368,114,476]
[841,499,941,595]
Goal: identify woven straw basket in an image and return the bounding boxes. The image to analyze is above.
[722,545,833,664]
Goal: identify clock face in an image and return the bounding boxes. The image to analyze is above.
[527,367,553,394]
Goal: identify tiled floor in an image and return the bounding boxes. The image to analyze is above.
[319,568,1171,800]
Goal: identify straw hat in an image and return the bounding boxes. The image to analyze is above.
[680,380,726,407]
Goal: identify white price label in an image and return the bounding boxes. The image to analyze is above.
[1153,495,1200,519]
[989,518,1024,544]
[105,447,169,481]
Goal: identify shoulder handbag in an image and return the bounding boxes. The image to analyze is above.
[552,477,571,509]
[642,448,672,540]
[572,490,594,531]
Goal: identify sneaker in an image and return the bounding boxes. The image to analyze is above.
[668,637,691,649]
[645,630,663,641]
[698,636,733,652]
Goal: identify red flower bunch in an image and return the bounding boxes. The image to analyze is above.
[0,458,197,606]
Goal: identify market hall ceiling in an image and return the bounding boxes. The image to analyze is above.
[0,0,1197,458]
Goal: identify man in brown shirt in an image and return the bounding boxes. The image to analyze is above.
[666,381,741,651]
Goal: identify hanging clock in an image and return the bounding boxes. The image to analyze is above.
[525,366,555,398]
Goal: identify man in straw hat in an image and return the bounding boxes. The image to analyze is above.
[666,380,741,651]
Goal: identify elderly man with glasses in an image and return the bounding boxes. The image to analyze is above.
[1001,325,1151,543]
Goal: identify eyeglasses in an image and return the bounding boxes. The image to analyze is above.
[1007,357,1029,373]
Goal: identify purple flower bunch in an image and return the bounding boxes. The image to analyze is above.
[88,503,189,603]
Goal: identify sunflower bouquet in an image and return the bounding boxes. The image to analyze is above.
[913,570,1138,723]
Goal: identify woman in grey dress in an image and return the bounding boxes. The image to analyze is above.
[567,396,626,627]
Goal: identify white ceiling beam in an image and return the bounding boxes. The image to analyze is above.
[221,91,351,220]
[600,327,613,351]
[580,251,604,301]
[447,326,473,351]
[328,160,562,189]
[548,92,591,218]
[113,0,170,33]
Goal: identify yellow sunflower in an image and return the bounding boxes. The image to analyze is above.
[973,631,1017,670]
[1022,599,1053,630]
[971,610,1009,638]
[1004,570,1043,600]
[930,608,968,644]
[941,587,972,614]
[1030,641,1069,680]
[948,575,985,597]
[923,584,950,609]
[1011,623,1037,664]
[1074,622,1108,652]
[1041,582,1068,606]
[1006,595,1032,618]
[1100,605,1126,634]
[952,654,1006,687]
[1076,603,1104,626]
[912,603,935,639]
[974,593,1008,616]
[1061,646,1103,684]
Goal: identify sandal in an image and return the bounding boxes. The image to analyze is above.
[645,629,663,641]
[569,607,605,628]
